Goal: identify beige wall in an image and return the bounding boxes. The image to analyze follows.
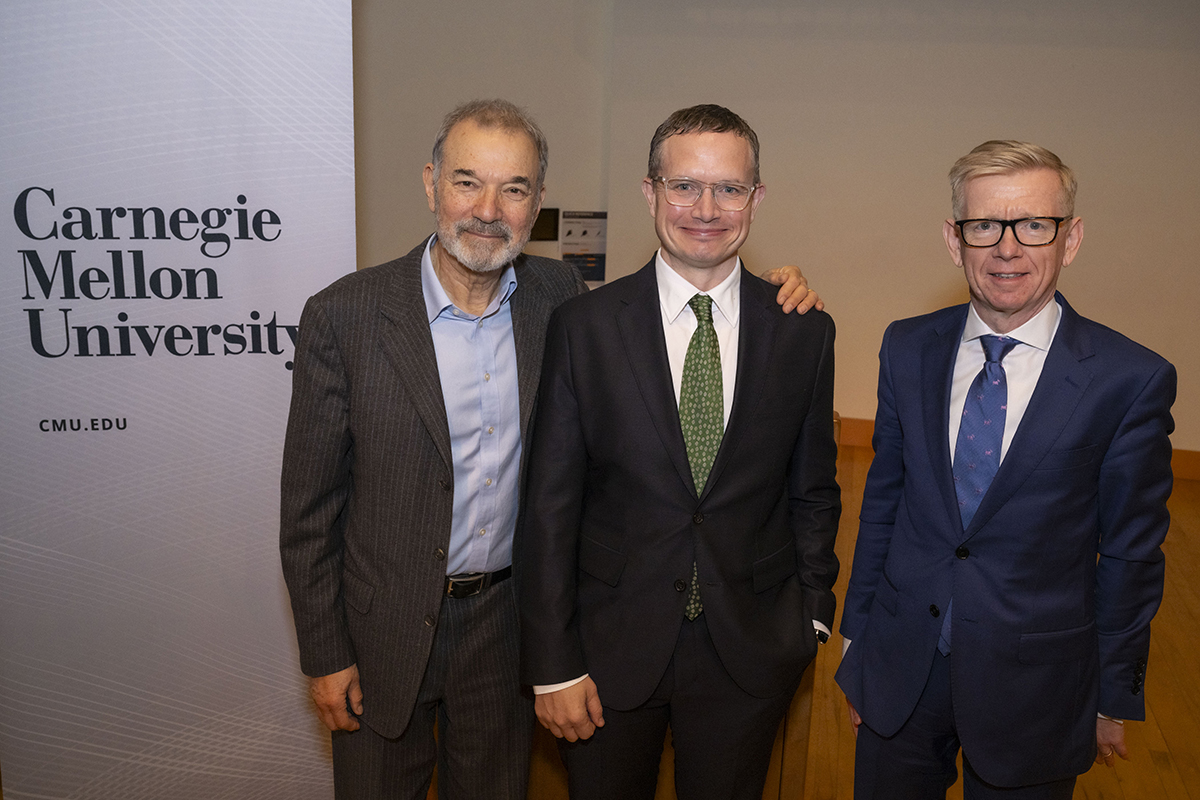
[353,0,1200,449]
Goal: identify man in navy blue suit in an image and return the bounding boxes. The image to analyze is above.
[836,140,1175,799]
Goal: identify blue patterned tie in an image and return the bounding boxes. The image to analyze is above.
[679,294,723,620]
[939,334,1019,654]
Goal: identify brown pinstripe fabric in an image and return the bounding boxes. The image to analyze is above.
[279,237,586,770]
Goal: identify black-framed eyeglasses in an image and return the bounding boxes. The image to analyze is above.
[652,176,759,212]
[955,217,1070,248]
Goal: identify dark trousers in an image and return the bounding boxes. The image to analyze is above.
[331,579,534,800]
[854,652,1076,800]
[559,613,798,800]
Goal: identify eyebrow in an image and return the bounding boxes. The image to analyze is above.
[450,168,532,187]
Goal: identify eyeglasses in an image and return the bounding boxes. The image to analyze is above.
[652,177,759,212]
[955,217,1070,248]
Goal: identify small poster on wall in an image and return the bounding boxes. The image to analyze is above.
[561,210,607,282]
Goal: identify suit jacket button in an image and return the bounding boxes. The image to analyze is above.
[434,548,446,561]
[424,614,436,627]
[674,579,687,592]
[439,478,451,491]
[693,512,704,525]
[955,546,969,559]
[929,605,940,617]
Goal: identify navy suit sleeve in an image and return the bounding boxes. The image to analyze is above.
[1095,359,1175,720]
[840,322,904,642]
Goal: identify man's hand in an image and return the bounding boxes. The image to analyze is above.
[845,698,863,738]
[309,664,363,732]
[1095,717,1129,767]
[761,265,824,314]
[535,677,605,742]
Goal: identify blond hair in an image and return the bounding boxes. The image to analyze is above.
[949,140,1077,219]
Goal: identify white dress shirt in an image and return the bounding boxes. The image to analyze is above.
[949,299,1062,465]
[655,250,741,425]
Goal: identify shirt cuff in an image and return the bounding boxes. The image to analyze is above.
[533,674,588,695]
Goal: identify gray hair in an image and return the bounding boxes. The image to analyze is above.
[431,99,549,190]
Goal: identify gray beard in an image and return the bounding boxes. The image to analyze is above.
[437,217,529,274]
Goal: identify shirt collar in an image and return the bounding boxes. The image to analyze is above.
[654,249,741,326]
[962,296,1061,352]
[421,234,519,323]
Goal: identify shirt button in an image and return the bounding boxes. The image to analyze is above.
[484,372,491,382]
[434,548,445,561]
[929,605,940,618]
[674,579,687,592]
[487,426,494,434]
[956,546,970,560]
[479,528,486,537]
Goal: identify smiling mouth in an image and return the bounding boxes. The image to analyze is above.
[457,220,511,242]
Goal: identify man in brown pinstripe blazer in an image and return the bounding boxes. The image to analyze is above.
[280,99,817,799]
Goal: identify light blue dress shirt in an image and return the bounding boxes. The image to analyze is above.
[421,236,522,575]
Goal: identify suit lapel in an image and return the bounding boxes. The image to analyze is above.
[510,254,557,441]
[704,268,775,499]
[616,260,697,496]
[377,240,453,471]
[966,295,1095,536]
[923,308,969,537]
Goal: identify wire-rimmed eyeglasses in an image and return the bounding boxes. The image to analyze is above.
[652,177,759,212]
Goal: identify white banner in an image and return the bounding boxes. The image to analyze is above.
[0,2,354,797]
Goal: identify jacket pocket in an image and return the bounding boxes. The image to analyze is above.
[873,570,899,616]
[1033,445,1098,471]
[342,569,375,615]
[1018,621,1095,664]
[579,535,626,587]
[752,540,797,593]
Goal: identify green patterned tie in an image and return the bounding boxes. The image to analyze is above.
[679,294,723,620]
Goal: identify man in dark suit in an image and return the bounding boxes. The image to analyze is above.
[518,104,841,800]
[280,99,818,798]
[836,140,1175,799]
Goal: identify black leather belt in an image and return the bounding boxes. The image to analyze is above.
[445,566,512,598]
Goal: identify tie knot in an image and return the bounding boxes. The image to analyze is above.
[980,334,1018,364]
[688,294,714,324]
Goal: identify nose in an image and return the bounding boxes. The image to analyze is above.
[995,223,1022,258]
[692,186,720,220]
[474,186,502,223]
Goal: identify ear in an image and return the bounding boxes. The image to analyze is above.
[943,219,964,268]
[1060,216,1084,267]
[747,183,766,222]
[642,177,658,218]
[423,163,437,214]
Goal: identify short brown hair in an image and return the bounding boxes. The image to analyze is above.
[949,140,1077,219]
[432,99,549,190]
[647,104,761,184]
